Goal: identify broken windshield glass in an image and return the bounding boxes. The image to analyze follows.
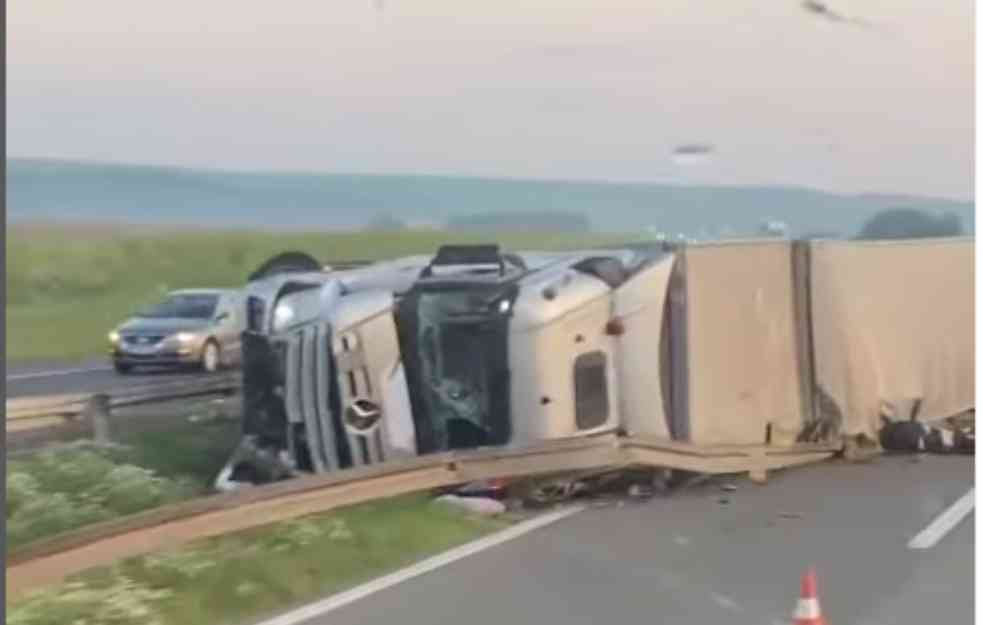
[407,289,513,452]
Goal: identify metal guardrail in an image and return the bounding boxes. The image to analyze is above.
[6,431,840,598]
[3,347,842,597]
[5,373,242,433]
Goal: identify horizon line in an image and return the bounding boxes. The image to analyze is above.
[8,154,974,205]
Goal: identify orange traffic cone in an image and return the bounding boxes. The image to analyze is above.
[793,567,828,625]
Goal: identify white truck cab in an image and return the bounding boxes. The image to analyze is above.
[217,244,676,490]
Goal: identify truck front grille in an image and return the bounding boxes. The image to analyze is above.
[282,323,385,472]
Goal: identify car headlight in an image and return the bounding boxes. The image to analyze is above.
[272,302,295,331]
[174,332,196,343]
[108,331,120,344]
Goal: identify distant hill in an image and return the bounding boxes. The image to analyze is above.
[7,158,974,237]
[447,210,591,233]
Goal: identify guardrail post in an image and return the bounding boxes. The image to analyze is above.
[748,448,768,484]
[83,394,112,444]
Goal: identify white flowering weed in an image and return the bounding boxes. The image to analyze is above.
[7,471,42,517]
[8,492,110,547]
[327,518,355,541]
[7,448,195,549]
[8,575,172,625]
[142,548,218,582]
[30,449,116,495]
[277,518,326,547]
[234,581,262,598]
[92,465,181,515]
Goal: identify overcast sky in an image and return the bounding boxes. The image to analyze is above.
[7,0,975,199]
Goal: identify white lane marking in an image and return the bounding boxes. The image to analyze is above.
[7,366,112,381]
[908,488,975,550]
[256,506,585,625]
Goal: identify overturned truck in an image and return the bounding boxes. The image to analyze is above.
[218,243,687,487]
[217,237,975,489]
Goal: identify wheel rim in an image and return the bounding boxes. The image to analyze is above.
[204,344,219,371]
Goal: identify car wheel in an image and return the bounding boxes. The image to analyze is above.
[202,340,222,373]
[114,361,133,374]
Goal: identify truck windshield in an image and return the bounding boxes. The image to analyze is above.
[401,288,513,453]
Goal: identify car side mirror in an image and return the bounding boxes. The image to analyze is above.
[215,312,230,322]
[343,398,382,435]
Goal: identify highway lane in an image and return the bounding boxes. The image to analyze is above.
[6,360,219,398]
[292,454,973,625]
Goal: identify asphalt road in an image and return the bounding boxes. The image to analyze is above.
[6,360,215,398]
[297,454,973,625]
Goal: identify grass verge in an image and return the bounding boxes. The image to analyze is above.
[8,404,517,625]
[7,407,240,550]
[8,225,639,363]
[105,407,242,491]
[7,494,512,625]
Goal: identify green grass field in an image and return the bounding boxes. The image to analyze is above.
[7,225,640,363]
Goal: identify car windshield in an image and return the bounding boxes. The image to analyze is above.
[137,294,219,319]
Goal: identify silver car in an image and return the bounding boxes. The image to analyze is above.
[108,289,244,374]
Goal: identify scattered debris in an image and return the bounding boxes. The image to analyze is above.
[627,483,653,499]
[674,472,715,492]
[945,409,975,431]
[444,467,774,513]
[879,414,975,456]
[516,468,628,508]
[212,435,297,491]
[434,494,506,516]
[503,497,525,513]
[523,480,587,508]
[651,472,671,496]
[454,478,510,500]
[779,511,803,520]
[214,465,256,494]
